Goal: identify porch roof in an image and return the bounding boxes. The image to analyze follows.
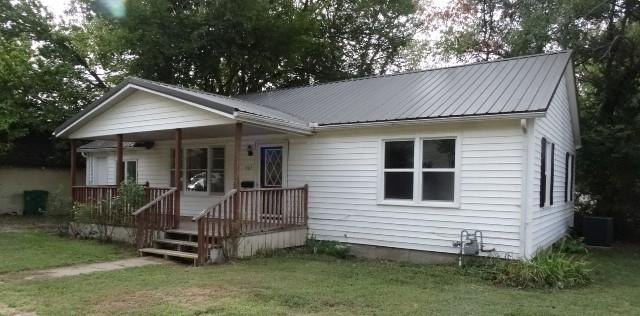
[53,77,312,138]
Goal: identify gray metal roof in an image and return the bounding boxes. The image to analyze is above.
[56,51,572,138]
[237,51,572,125]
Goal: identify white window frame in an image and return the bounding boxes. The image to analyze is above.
[124,159,138,183]
[378,134,461,208]
[182,145,226,196]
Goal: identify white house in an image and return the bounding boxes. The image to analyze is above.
[54,51,580,264]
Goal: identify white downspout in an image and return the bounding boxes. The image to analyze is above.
[520,118,536,259]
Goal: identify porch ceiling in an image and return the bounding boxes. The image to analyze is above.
[82,123,285,142]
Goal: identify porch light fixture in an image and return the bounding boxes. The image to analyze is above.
[247,145,254,156]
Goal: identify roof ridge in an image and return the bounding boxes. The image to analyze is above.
[241,50,571,96]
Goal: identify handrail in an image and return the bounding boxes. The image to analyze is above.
[72,185,117,188]
[237,186,306,192]
[132,187,178,216]
[192,189,237,221]
[133,187,179,249]
[192,185,308,265]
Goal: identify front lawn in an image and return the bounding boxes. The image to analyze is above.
[0,232,135,273]
[0,233,638,315]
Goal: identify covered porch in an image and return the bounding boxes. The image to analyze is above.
[55,78,312,264]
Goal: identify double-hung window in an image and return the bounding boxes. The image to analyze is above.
[382,137,458,205]
[171,147,225,194]
[383,140,415,200]
[124,160,137,183]
[186,148,208,192]
[564,153,575,203]
[421,139,456,201]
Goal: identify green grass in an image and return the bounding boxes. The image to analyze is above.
[0,232,135,273]
[0,241,638,315]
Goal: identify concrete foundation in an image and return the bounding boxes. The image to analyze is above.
[346,243,458,264]
[70,222,136,244]
[228,227,308,258]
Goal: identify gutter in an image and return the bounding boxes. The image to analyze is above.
[314,111,546,131]
[233,111,314,136]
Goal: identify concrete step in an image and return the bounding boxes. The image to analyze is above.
[139,248,198,261]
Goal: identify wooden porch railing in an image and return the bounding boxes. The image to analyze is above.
[193,185,308,265]
[71,186,175,227]
[132,187,178,248]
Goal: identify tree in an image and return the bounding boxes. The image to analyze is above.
[0,0,420,159]
[79,0,420,94]
[431,0,640,239]
[0,0,105,159]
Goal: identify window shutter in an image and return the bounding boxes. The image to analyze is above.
[570,155,575,201]
[564,152,570,202]
[539,138,547,207]
[550,143,555,205]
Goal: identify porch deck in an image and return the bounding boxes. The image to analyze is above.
[176,216,295,235]
[72,185,309,265]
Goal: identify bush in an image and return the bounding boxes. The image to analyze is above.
[553,236,588,254]
[304,236,349,259]
[493,249,591,289]
[45,187,73,217]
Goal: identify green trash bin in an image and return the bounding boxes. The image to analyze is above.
[23,190,49,216]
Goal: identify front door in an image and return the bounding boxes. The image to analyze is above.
[259,145,286,219]
[259,146,284,188]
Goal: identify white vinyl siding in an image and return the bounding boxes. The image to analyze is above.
[70,90,234,139]
[84,121,525,257]
[287,121,525,257]
[528,74,576,254]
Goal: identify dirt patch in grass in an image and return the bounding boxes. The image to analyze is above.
[0,215,64,233]
[90,285,233,315]
[0,302,37,316]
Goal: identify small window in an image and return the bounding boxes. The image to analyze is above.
[124,160,137,183]
[383,140,414,200]
[422,139,455,201]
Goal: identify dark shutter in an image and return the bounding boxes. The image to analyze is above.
[564,152,570,202]
[570,155,575,201]
[550,143,555,205]
[540,138,547,207]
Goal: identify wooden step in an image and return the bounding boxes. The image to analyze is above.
[154,238,198,248]
[139,248,198,260]
[165,229,198,236]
